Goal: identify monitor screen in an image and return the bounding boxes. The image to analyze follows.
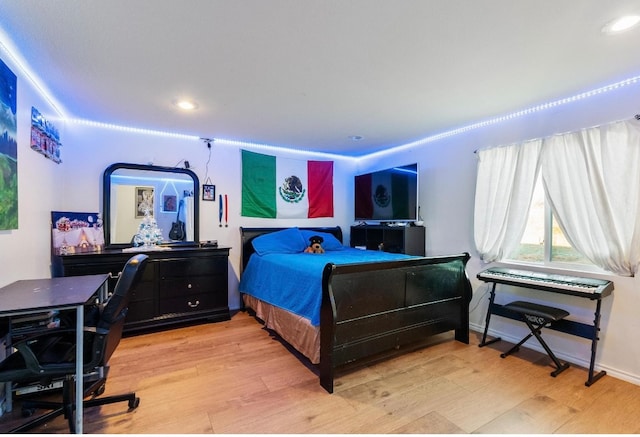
[354,163,418,222]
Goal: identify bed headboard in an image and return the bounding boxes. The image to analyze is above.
[239,226,343,276]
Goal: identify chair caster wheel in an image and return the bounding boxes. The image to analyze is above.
[21,408,36,418]
[129,397,140,410]
[95,383,106,396]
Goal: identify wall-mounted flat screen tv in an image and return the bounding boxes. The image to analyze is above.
[354,163,418,222]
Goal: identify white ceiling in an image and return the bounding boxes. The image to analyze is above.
[1,0,640,156]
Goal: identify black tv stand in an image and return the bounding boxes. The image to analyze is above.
[350,224,425,255]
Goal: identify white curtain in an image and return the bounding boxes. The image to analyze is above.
[541,119,640,276]
[474,139,542,262]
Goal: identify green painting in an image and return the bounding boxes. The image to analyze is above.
[0,57,17,230]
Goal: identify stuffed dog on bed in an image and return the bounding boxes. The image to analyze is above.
[304,235,325,254]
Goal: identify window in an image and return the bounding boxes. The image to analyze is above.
[475,118,640,276]
[511,178,593,268]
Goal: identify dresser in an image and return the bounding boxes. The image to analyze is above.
[52,246,230,333]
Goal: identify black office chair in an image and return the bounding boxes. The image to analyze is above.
[0,254,148,433]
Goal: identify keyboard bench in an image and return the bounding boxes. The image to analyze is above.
[501,300,570,377]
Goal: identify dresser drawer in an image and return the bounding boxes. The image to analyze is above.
[130,278,155,302]
[126,299,157,322]
[158,257,226,279]
[158,276,217,299]
[62,261,125,291]
[63,261,123,277]
[158,293,218,314]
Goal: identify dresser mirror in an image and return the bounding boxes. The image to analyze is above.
[103,163,200,248]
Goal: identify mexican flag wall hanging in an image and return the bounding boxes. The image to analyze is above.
[241,149,334,219]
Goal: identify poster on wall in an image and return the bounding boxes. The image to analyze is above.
[162,194,177,212]
[0,57,18,231]
[51,211,104,255]
[135,186,154,218]
[31,106,62,163]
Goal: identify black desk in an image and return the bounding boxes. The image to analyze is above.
[0,274,109,434]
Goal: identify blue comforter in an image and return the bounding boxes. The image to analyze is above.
[239,248,414,326]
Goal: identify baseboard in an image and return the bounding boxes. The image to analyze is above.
[469,323,640,387]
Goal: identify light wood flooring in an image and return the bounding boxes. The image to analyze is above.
[1,310,639,434]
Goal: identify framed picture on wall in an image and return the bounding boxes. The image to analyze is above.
[162,194,177,212]
[135,186,154,218]
[203,184,215,201]
[51,211,104,255]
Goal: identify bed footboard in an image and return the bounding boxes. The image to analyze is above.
[319,252,471,393]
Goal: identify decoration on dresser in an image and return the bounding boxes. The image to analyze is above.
[51,211,104,255]
[132,206,164,249]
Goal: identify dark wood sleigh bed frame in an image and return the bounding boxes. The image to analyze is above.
[239,226,472,393]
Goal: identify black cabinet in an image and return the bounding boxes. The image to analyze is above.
[52,246,230,333]
[350,225,425,256]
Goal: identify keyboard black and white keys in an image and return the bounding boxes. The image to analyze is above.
[477,267,613,299]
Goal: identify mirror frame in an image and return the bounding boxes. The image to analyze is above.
[102,162,200,249]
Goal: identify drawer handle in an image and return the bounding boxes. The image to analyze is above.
[188,300,200,308]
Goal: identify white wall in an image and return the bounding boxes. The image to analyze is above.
[58,124,357,310]
[0,52,67,285]
[3,42,640,387]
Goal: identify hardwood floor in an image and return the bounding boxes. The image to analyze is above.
[1,310,639,434]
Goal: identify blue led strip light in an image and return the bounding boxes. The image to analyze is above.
[0,31,67,118]
[67,119,201,141]
[365,74,640,159]
[2,27,639,158]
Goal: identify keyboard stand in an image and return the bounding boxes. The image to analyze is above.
[479,283,502,347]
[478,281,608,387]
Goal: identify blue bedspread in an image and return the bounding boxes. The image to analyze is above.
[239,248,413,326]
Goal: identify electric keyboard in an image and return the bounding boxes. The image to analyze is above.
[477,267,614,299]
[477,266,614,386]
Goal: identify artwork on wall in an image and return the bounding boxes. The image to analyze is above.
[162,194,177,212]
[202,184,215,201]
[30,107,62,163]
[51,211,104,255]
[136,186,154,218]
[0,57,18,231]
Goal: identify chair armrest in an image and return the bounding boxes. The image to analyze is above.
[10,327,76,346]
[11,327,100,374]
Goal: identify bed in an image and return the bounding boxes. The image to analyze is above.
[239,226,472,393]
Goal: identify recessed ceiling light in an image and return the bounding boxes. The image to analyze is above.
[174,99,198,110]
[602,15,640,34]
